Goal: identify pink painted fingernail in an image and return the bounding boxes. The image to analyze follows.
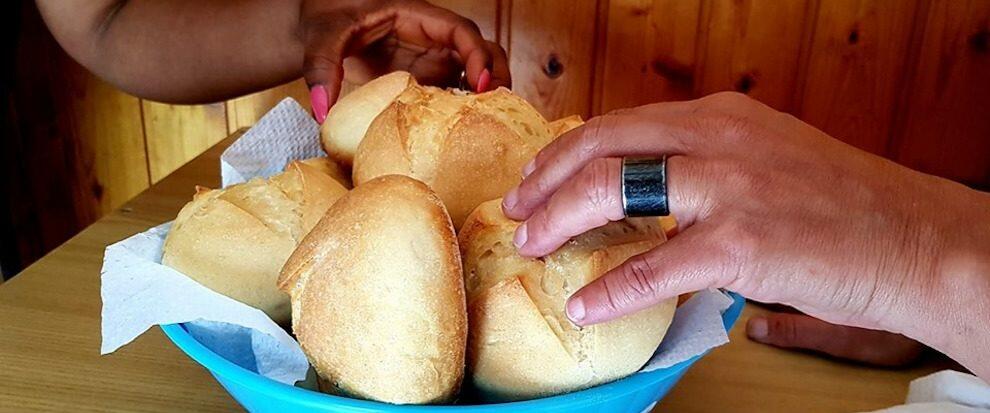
[476,68,491,93]
[747,317,768,340]
[566,296,586,324]
[310,85,329,125]
[522,159,536,178]
[513,222,529,249]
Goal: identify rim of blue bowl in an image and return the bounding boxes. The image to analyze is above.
[161,291,745,411]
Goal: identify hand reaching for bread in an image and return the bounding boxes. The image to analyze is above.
[501,91,990,380]
[301,0,510,124]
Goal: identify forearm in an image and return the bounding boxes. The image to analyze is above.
[37,0,305,103]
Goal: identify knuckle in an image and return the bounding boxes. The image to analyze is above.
[618,255,660,298]
[768,316,799,345]
[578,159,616,209]
[712,218,760,271]
[574,117,610,158]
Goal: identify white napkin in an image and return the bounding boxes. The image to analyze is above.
[100,97,737,388]
[220,98,323,188]
[865,371,990,413]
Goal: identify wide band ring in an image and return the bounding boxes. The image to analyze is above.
[621,156,669,217]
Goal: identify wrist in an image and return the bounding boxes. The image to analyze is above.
[907,184,990,379]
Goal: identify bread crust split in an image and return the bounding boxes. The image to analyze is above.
[278,174,467,405]
[459,199,677,401]
[161,157,348,325]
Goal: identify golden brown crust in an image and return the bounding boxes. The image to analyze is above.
[279,175,467,405]
[352,85,553,229]
[547,114,584,137]
[320,71,416,165]
[162,158,347,325]
[459,199,677,401]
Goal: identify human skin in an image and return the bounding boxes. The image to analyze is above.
[501,92,990,379]
[36,0,508,120]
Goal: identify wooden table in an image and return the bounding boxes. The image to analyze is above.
[0,134,952,412]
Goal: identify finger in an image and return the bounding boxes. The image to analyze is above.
[515,158,625,257]
[302,18,354,123]
[396,3,493,91]
[483,41,510,90]
[502,106,694,221]
[747,312,925,367]
[565,222,734,326]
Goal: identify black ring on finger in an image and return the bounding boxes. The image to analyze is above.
[621,156,670,217]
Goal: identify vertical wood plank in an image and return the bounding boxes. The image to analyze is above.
[893,0,990,187]
[2,1,149,273]
[143,101,228,183]
[67,72,151,212]
[695,0,813,111]
[428,0,499,41]
[798,0,921,155]
[225,79,310,133]
[599,0,704,113]
[508,0,601,119]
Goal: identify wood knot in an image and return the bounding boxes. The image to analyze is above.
[543,54,564,79]
[969,29,989,53]
[92,181,104,200]
[650,57,694,84]
[848,29,860,45]
[735,73,756,94]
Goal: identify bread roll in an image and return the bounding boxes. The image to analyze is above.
[278,175,467,405]
[320,71,416,165]
[548,114,584,137]
[458,199,677,401]
[352,84,554,228]
[162,157,348,324]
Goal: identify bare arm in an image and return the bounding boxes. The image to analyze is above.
[37,0,304,103]
[36,0,510,110]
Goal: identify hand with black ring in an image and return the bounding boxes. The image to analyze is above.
[501,91,990,378]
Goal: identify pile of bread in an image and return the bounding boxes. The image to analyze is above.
[161,72,677,404]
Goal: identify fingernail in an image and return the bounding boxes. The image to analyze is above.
[310,85,329,125]
[566,296,586,324]
[747,317,768,340]
[503,187,519,210]
[513,222,528,249]
[522,159,536,178]
[476,68,491,93]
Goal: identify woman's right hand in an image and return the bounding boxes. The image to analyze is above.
[300,0,509,123]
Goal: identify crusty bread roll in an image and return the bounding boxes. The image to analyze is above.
[162,157,348,324]
[353,84,554,228]
[278,174,467,405]
[548,114,584,137]
[320,71,416,165]
[458,199,677,401]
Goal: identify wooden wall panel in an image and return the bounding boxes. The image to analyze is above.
[67,73,150,213]
[695,0,814,111]
[798,0,921,155]
[226,79,310,133]
[508,0,600,120]
[894,0,990,187]
[142,101,228,183]
[429,0,499,41]
[2,1,149,274]
[599,0,703,113]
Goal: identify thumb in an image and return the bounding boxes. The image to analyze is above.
[565,223,733,326]
[747,312,925,367]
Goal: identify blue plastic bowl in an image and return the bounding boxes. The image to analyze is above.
[162,292,744,412]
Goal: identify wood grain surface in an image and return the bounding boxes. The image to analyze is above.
[0,133,955,413]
